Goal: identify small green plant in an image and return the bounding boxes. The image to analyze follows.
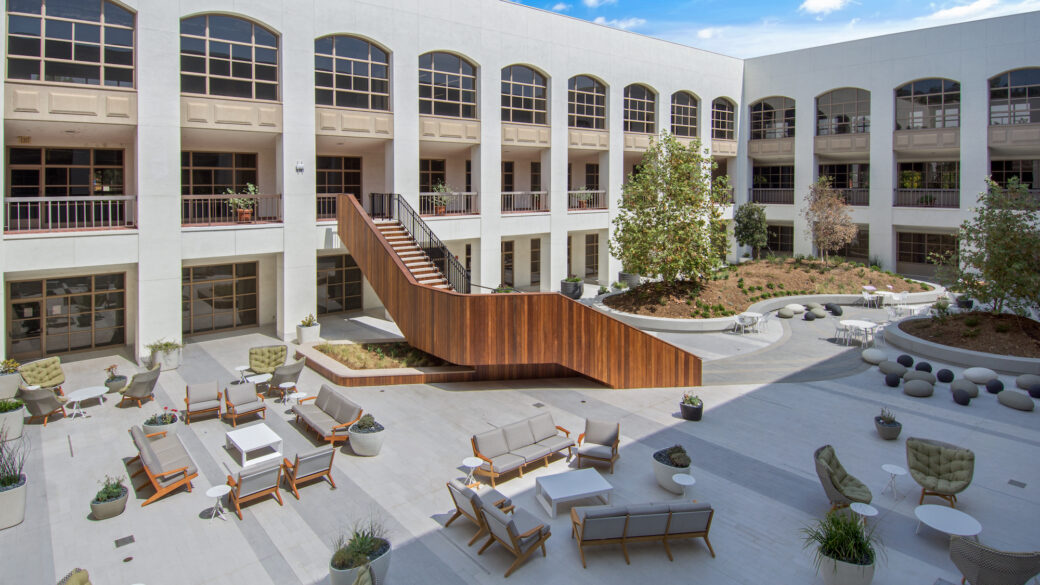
[598,285,609,295]
[0,359,19,375]
[146,339,182,355]
[93,475,126,504]
[610,281,627,290]
[429,181,454,207]
[224,182,259,210]
[963,315,980,327]
[0,428,28,489]
[351,413,383,433]
[300,314,318,327]
[681,393,702,407]
[878,408,897,425]
[931,299,951,322]
[0,399,24,414]
[663,444,691,468]
[962,328,980,338]
[331,519,389,570]
[994,322,1011,333]
[564,275,582,283]
[802,511,880,571]
[144,407,178,426]
[777,283,784,290]
[766,283,775,290]
[104,364,121,381]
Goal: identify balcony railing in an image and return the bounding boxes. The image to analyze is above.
[317,194,338,220]
[181,193,283,226]
[893,189,959,209]
[4,196,136,232]
[567,190,607,210]
[837,188,870,206]
[418,192,480,217]
[749,188,795,205]
[501,191,550,214]
[715,187,735,204]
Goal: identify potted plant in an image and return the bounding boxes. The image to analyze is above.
[330,519,391,585]
[104,364,127,394]
[802,511,880,585]
[873,408,901,441]
[90,475,129,520]
[955,295,974,310]
[347,414,385,457]
[560,275,583,300]
[899,170,922,190]
[0,429,27,530]
[652,444,692,494]
[147,339,183,371]
[143,407,179,436]
[617,270,641,289]
[0,399,25,441]
[679,393,703,421]
[0,359,21,400]
[225,182,258,222]
[297,313,321,345]
[430,182,452,215]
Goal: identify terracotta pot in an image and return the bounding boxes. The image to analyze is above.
[434,205,446,215]
[236,208,253,222]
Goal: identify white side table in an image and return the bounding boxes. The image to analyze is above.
[206,485,231,521]
[234,366,250,383]
[850,502,878,526]
[278,382,296,403]
[65,386,108,419]
[882,463,907,498]
[462,456,483,488]
[672,473,696,500]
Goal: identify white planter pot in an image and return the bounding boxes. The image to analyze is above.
[348,428,385,456]
[151,349,181,371]
[0,406,26,441]
[652,456,691,495]
[142,421,178,437]
[296,324,321,344]
[819,556,875,585]
[0,374,22,400]
[0,476,27,530]
[329,543,391,585]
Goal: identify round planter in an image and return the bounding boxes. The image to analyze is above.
[679,403,703,421]
[819,556,875,585]
[329,541,391,585]
[651,454,691,494]
[90,487,129,520]
[347,427,385,456]
[618,272,641,289]
[873,418,902,441]
[296,324,321,345]
[0,374,22,400]
[104,376,128,393]
[0,406,26,441]
[142,420,178,437]
[560,280,583,300]
[151,349,181,371]
[0,475,27,530]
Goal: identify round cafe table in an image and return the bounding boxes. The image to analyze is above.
[65,385,108,419]
[914,504,981,538]
[672,473,696,499]
[462,456,484,488]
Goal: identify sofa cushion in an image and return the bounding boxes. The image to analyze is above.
[480,453,524,474]
[625,503,671,538]
[315,384,335,412]
[226,384,259,406]
[997,390,1035,412]
[473,429,509,458]
[903,380,934,398]
[502,421,536,451]
[581,504,627,520]
[904,370,937,385]
[879,361,907,376]
[510,443,551,463]
[329,394,362,424]
[963,367,997,384]
[232,398,265,415]
[295,407,346,437]
[667,502,713,534]
[584,419,618,446]
[187,381,219,405]
[512,508,550,549]
[1016,374,1040,391]
[578,443,614,459]
[188,399,221,412]
[527,412,558,442]
[950,379,979,398]
[536,435,574,454]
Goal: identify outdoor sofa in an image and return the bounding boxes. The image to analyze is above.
[470,412,573,487]
[569,501,716,567]
[291,384,362,445]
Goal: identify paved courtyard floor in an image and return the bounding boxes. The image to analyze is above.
[2,310,1038,585]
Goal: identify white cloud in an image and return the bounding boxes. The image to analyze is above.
[583,0,616,8]
[593,16,647,30]
[551,2,571,11]
[923,0,1000,20]
[799,0,852,15]
[697,27,725,40]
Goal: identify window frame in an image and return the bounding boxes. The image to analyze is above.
[584,233,599,278]
[530,238,541,285]
[180,151,258,196]
[317,254,363,314]
[711,98,735,140]
[623,84,656,134]
[897,232,957,265]
[671,91,699,138]
[419,159,446,192]
[500,64,547,125]
[314,34,390,112]
[182,262,259,335]
[7,147,125,198]
[179,13,279,102]
[989,68,1040,126]
[765,224,793,253]
[750,96,796,140]
[418,51,477,120]
[568,75,606,130]
[816,88,870,136]
[895,78,960,130]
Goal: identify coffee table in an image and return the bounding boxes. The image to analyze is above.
[65,386,108,419]
[225,423,282,468]
[535,468,613,516]
[914,504,982,538]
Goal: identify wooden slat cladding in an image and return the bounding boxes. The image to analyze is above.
[338,195,702,389]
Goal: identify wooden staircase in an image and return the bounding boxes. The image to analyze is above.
[375,220,452,290]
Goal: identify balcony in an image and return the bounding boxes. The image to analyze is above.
[893,189,959,209]
[181,194,283,226]
[567,190,608,211]
[837,188,870,206]
[749,188,795,205]
[501,191,549,214]
[418,192,479,217]
[4,196,136,233]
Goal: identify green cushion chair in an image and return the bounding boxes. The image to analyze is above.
[248,345,288,375]
[906,437,975,508]
[813,445,872,510]
[19,356,66,395]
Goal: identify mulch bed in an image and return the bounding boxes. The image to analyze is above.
[315,342,448,369]
[898,312,1040,359]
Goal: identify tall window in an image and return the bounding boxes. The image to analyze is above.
[766,225,793,253]
[819,163,869,189]
[836,227,870,261]
[990,160,1037,188]
[182,263,258,334]
[584,164,600,191]
[817,88,870,135]
[711,98,735,140]
[8,273,125,358]
[530,238,541,285]
[671,92,699,137]
[989,68,1040,126]
[501,65,547,124]
[750,97,795,140]
[465,160,472,192]
[317,254,362,314]
[316,156,361,196]
[6,0,134,87]
[8,147,124,198]
[501,241,514,287]
[419,159,446,192]
[897,162,959,189]
[895,79,960,130]
[530,162,541,192]
[584,234,599,277]
[623,84,656,133]
[502,161,514,192]
[568,75,606,129]
[180,14,278,101]
[752,165,794,189]
[897,232,957,264]
[418,52,477,119]
[181,152,257,195]
[314,35,389,111]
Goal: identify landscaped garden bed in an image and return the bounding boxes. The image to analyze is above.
[316,342,449,369]
[603,258,929,319]
[898,313,1040,359]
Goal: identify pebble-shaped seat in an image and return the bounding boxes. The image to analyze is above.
[915,362,933,373]
[904,380,934,398]
[825,303,843,316]
[784,304,805,314]
[880,361,908,377]
[997,390,1034,412]
[904,370,937,385]
[950,379,979,398]
[885,373,901,388]
[804,312,817,321]
[861,348,885,365]
[897,354,914,368]
[1029,385,1040,399]
[778,308,795,319]
[985,379,1004,394]
[810,307,827,319]
[952,389,972,406]
[936,369,955,384]
[1016,374,1040,390]
[963,367,997,384]
[806,302,824,310]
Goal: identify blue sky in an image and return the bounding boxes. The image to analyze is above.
[511,0,1040,57]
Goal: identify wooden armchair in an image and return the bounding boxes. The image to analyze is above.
[478,501,551,577]
[223,383,266,427]
[117,365,160,408]
[268,359,306,401]
[127,425,198,506]
[183,381,221,424]
[22,387,66,426]
[445,479,514,546]
[226,461,283,520]
[576,419,620,474]
[282,446,337,499]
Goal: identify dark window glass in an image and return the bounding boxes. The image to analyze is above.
[419,51,477,119]
[712,98,735,139]
[179,14,279,100]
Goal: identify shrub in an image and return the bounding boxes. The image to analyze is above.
[597,286,609,295]
[963,315,980,327]
[662,445,691,468]
[995,322,1011,333]
[802,511,879,570]
[962,328,980,338]
[331,520,390,570]
[0,399,23,414]
[93,476,126,504]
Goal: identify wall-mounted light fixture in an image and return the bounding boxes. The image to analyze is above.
[295,160,305,174]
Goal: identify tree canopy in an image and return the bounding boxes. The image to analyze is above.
[803,176,858,262]
[733,202,768,259]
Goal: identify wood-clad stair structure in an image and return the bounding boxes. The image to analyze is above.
[337,194,702,389]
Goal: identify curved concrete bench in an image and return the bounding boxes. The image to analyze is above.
[885,316,1040,376]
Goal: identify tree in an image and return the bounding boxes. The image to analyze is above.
[803,176,858,262]
[733,202,768,259]
[609,133,730,284]
[932,177,1040,315]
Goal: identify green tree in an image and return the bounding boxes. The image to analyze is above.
[609,133,730,284]
[733,202,768,259]
[932,177,1040,315]
[803,176,858,262]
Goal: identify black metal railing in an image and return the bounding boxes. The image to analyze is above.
[837,188,870,206]
[893,189,959,208]
[365,193,470,293]
[749,188,795,205]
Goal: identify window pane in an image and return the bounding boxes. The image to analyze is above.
[48,0,101,21]
[9,15,41,36]
[104,1,135,27]
[45,61,100,84]
[8,36,41,57]
[208,15,252,43]
[105,26,133,47]
[210,77,252,98]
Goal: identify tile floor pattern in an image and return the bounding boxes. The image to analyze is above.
[1,313,1038,585]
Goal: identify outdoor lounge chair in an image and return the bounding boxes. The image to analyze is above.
[906,437,975,507]
[445,479,513,546]
[127,425,198,506]
[478,501,551,577]
[117,365,161,408]
[813,444,872,510]
[183,381,221,424]
[950,536,1040,585]
[282,446,337,499]
[21,386,66,426]
[19,356,65,396]
[226,461,283,520]
[223,383,266,427]
[576,419,620,474]
[268,358,306,401]
[248,345,287,375]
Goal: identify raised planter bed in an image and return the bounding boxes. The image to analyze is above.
[885,316,1040,375]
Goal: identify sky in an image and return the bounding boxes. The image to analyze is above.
[511,0,1040,58]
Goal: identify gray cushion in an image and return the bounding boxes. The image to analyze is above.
[579,504,627,520]
[584,419,618,446]
[625,503,671,537]
[997,390,1035,412]
[580,513,627,540]
[295,407,347,437]
[502,421,536,451]
[188,399,221,412]
[861,349,885,365]
[536,435,574,454]
[236,460,281,496]
[481,453,524,473]
[904,370,937,385]
[806,302,824,310]
[667,502,713,534]
[186,381,219,404]
[511,508,549,549]
[963,367,997,384]
[226,384,259,406]
[315,385,334,412]
[509,443,551,463]
[950,379,979,398]
[232,398,265,415]
[471,487,510,509]
[473,429,509,458]
[879,361,908,376]
[527,412,557,442]
[1016,374,1040,390]
[904,379,934,398]
[329,395,362,424]
[578,443,614,459]
[777,308,794,319]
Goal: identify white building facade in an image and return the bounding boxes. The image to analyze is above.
[1,0,1037,363]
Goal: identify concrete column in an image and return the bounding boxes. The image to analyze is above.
[868,86,896,270]
[391,47,420,203]
[960,80,989,208]
[549,73,569,289]
[606,83,624,280]
[792,95,815,257]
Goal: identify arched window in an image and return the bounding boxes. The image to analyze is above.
[895,78,959,130]
[6,0,135,87]
[180,14,278,101]
[671,92,699,137]
[568,75,606,130]
[314,35,389,111]
[623,84,656,133]
[750,96,795,139]
[418,52,477,119]
[989,68,1040,126]
[711,98,735,140]
[501,65,547,124]
[816,88,870,135]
